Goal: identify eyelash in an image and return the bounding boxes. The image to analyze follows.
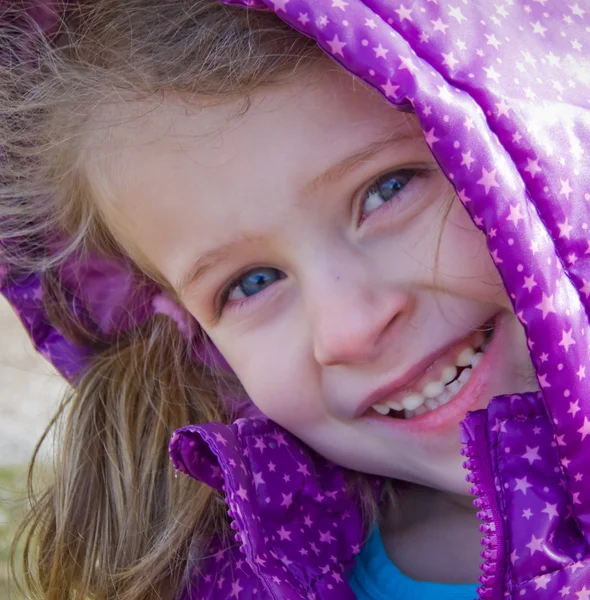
[215,167,427,318]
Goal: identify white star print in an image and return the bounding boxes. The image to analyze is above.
[531,21,547,36]
[490,249,502,264]
[560,178,573,199]
[424,128,440,147]
[457,188,471,204]
[483,65,501,83]
[521,49,537,66]
[522,446,541,464]
[460,151,475,169]
[327,34,346,57]
[514,476,532,495]
[535,574,551,590]
[431,18,449,34]
[524,157,542,178]
[298,12,310,25]
[477,167,500,194]
[332,0,348,9]
[526,534,544,555]
[559,329,576,352]
[558,218,573,239]
[578,417,590,441]
[492,418,507,434]
[373,43,389,59]
[230,579,244,598]
[496,4,509,18]
[536,294,556,319]
[507,204,524,226]
[437,85,454,102]
[399,55,417,73]
[523,87,536,100]
[316,15,329,28]
[542,502,559,519]
[569,400,581,417]
[485,33,502,49]
[495,98,510,118]
[381,79,399,98]
[394,4,413,21]
[364,17,377,29]
[523,275,537,292]
[570,3,585,17]
[269,0,289,12]
[442,51,459,69]
[581,280,590,297]
[448,6,467,23]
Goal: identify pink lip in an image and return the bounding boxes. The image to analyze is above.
[357,312,503,432]
[355,324,485,419]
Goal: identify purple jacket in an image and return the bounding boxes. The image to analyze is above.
[2,1,590,599]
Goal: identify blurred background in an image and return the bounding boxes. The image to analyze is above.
[0,295,65,598]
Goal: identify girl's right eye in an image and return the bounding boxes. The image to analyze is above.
[223,267,284,304]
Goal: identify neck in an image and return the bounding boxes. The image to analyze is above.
[380,483,482,585]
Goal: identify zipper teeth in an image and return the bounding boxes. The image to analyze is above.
[461,446,498,598]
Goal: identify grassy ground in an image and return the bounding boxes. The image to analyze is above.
[0,464,30,599]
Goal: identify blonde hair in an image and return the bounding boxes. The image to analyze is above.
[1,2,381,599]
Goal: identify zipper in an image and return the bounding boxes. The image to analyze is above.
[461,411,505,599]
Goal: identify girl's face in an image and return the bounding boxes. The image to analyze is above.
[97,67,538,494]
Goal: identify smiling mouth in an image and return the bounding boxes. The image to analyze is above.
[369,320,496,420]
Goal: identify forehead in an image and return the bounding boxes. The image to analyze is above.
[90,66,420,190]
[86,67,422,285]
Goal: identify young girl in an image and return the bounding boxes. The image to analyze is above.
[2,0,589,599]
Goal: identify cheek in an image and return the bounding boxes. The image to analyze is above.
[436,204,507,298]
[210,330,323,428]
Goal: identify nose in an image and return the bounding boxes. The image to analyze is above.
[310,268,411,367]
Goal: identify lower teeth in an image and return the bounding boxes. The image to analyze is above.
[387,366,473,419]
[383,319,495,420]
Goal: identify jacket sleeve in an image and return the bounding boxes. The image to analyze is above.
[170,418,380,599]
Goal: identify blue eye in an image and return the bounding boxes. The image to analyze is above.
[226,267,283,302]
[361,169,416,218]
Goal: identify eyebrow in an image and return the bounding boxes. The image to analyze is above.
[301,127,417,197]
[177,127,418,296]
[176,236,259,297]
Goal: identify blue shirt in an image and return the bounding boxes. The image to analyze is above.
[349,528,479,600]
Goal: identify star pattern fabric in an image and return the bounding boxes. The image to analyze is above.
[169,418,381,599]
[2,1,590,599]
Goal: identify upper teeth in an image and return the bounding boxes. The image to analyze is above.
[372,342,487,418]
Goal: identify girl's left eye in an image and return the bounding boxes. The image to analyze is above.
[360,168,418,220]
